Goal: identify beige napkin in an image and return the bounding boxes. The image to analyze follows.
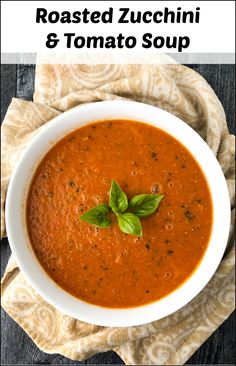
[1,58,235,365]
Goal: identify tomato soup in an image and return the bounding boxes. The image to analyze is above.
[26,120,213,308]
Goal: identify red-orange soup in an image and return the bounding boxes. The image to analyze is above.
[27,120,213,308]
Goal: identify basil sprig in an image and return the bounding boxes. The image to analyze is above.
[128,194,164,218]
[109,180,128,214]
[118,213,142,237]
[80,204,111,228]
[80,180,164,236]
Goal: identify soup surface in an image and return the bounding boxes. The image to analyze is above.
[27,120,212,308]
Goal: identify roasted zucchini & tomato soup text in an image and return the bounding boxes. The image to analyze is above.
[27,120,212,308]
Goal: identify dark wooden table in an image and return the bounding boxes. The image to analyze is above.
[1,64,235,365]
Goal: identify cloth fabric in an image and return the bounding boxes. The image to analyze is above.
[1,58,235,365]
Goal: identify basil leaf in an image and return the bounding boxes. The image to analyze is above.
[80,204,111,228]
[109,179,128,214]
[128,194,164,218]
[118,213,142,237]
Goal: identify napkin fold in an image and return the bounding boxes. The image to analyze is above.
[1,57,235,365]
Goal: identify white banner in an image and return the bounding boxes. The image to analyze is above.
[1,1,235,63]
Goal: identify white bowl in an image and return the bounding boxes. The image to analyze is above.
[5,101,231,327]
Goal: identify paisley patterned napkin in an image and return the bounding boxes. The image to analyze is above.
[1,56,235,365]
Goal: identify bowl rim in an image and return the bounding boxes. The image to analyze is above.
[5,100,231,327]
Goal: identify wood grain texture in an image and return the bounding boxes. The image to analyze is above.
[1,64,235,365]
[0,65,16,121]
